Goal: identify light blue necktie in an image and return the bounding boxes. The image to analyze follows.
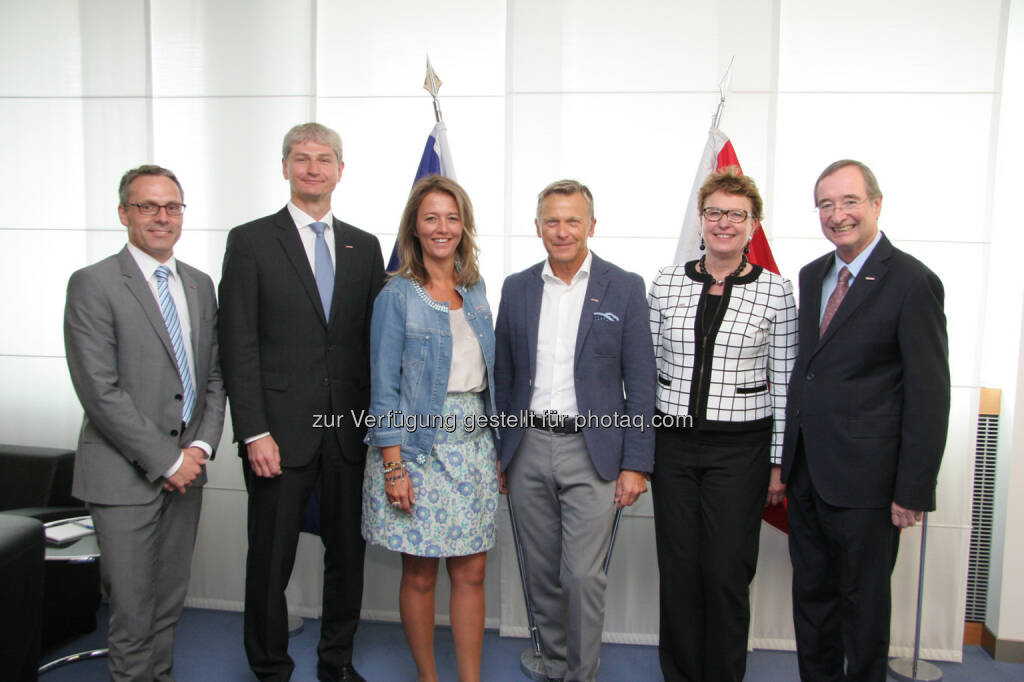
[155,265,196,424]
[310,221,335,319]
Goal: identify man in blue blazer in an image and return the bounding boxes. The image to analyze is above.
[781,160,950,682]
[494,179,655,682]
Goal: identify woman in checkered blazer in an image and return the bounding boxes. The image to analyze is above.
[647,168,798,682]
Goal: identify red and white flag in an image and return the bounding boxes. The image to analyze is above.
[674,126,779,275]
[676,125,788,533]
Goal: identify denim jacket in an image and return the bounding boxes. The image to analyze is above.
[364,274,497,462]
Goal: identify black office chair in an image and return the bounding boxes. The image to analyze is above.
[0,444,100,652]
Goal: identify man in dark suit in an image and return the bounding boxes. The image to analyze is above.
[781,160,950,681]
[219,123,384,682]
[494,179,656,682]
[64,165,226,680]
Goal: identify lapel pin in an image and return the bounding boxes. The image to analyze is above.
[344,244,354,249]
[589,298,599,302]
[864,276,876,281]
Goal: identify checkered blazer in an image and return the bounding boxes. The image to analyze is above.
[648,261,798,464]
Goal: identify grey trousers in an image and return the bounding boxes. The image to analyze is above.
[508,428,616,682]
[90,486,203,682]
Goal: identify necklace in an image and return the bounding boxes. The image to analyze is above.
[698,255,747,286]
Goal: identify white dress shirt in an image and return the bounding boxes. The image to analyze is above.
[126,243,212,477]
[287,201,336,271]
[529,251,593,417]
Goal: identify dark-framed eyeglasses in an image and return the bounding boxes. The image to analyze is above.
[125,202,186,216]
[701,207,751,223]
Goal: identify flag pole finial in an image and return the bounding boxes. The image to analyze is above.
[423,55,443,123]
[712,56,735,129]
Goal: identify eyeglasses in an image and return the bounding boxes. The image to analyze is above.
[816,197,867,215]
[701,207,752,223]
[125,202,186,216]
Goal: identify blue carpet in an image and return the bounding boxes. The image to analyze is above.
[40,606,1024,680]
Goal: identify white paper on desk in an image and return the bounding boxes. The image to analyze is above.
[45,522,93,544]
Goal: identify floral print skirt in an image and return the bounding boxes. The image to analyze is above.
[361,391,498,557]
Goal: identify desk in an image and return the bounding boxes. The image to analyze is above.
[38,515,107,676]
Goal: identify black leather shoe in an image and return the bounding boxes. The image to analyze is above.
[318,663,367,682]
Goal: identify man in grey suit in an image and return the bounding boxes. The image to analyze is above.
[64,165,226,681]
[494,179,656,682]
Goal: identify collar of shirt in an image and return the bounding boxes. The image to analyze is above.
[126,241,178,282]
[288,201,336,270]
[819,230,883,323]
[541,249,593,287]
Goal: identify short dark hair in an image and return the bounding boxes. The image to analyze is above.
[118,165,183,205]
[814,159,883,204]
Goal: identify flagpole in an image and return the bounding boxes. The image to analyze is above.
[712,56,734,129]
[424,55,443,123]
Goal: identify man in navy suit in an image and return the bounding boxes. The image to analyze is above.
[494,179,656,682]
[781,160,950,681]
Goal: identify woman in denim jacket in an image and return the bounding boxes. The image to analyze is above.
[362,175,498,682]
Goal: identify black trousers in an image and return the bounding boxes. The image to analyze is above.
[787,440,900,682]
[242,431,366,681]
[651,425,770,682]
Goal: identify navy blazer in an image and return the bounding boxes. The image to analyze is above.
[494,252,656,481]
[780,234,950,511]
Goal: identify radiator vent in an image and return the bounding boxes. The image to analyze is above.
[965,389,1000,622]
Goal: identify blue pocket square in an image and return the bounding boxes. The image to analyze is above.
[593,312,620,322]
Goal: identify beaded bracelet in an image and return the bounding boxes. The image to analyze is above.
[382,460,404,473]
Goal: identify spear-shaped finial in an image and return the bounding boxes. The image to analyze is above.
[712,56,735,129]
[423,55,443,123]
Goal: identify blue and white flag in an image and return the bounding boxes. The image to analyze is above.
[386,120,456,271]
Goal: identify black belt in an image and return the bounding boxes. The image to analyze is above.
[529,411,582,435]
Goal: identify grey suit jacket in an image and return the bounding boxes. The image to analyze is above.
[64,247,226,505]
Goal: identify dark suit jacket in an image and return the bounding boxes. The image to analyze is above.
[218,207,385,466]
[64,247,226,505]
[780,234,950,511]
[493,253,656,481]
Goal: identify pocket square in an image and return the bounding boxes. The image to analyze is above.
[593,312,620,322]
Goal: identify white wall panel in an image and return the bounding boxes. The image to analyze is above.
[510,0,778,93]
[79,0,150,96]
[150,0,314,97]
[318,0,505,97]
[779,0,1003,93]
[0,357,82,449]
[83,99,152,228]
[0,230,86,357]
[507,93,709,239]
[0,100,86,229]
[0,0,83,96]
[772,93,993,245]
[151,97,313,232]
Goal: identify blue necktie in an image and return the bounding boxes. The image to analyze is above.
[155,265,196,424]
[310,221,335,319]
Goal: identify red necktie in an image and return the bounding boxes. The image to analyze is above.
[819,266,851,339]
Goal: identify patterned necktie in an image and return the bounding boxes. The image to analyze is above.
[310,221,334,319]
[819,266,851,339]
[155,265,196,423]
